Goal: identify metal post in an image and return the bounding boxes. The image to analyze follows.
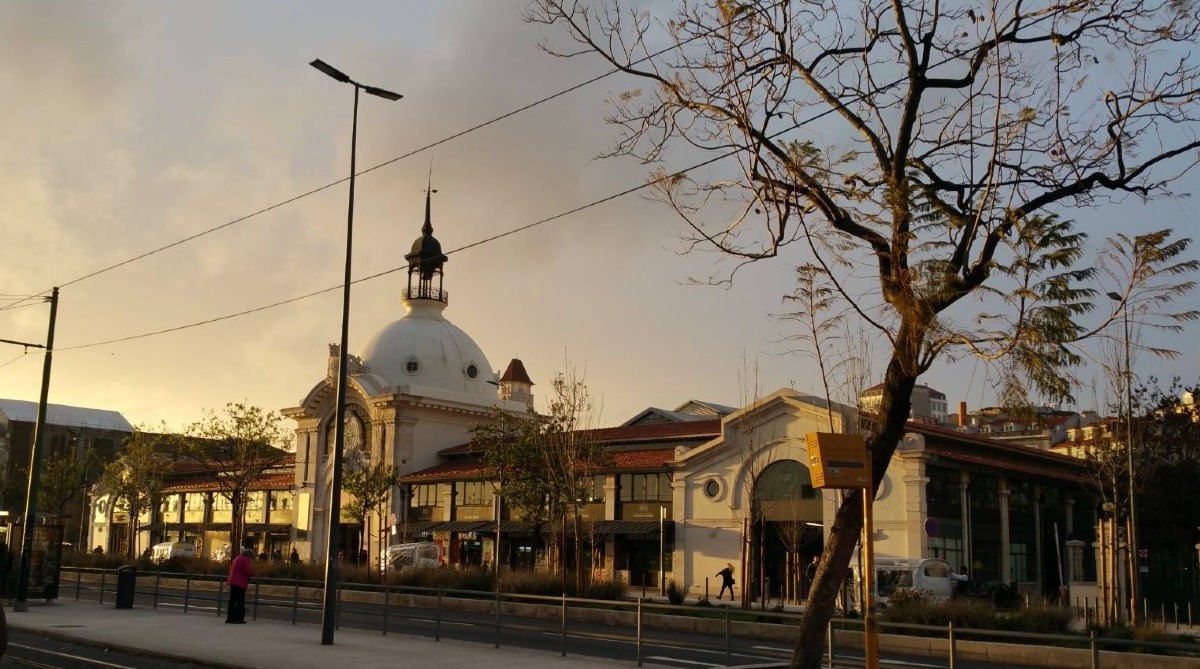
[336,585,342,630]
[382,585,389,634]
[436,587,442,641]
[636,596,643,667]
[253,581,260,621]
[75,569,82,601]
[14,287,59,612]
[184,574,191,613]
[1090,630,1099,669]
[153,573,161,609]
[948,621,956,669]
[217,580,224,617]
[863,451,880,669]
[1121,300,1139,627]
[561,592,567,656]
[291,577,299,625]
[725,600,732,667]
[827,620,834,669]
[494,588,501,648]
[99,570,106,605]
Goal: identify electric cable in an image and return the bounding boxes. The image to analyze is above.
[9,5,781,315]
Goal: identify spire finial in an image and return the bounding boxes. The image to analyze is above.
[422,162,436,235]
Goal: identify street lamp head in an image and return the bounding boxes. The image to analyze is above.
[1106,292,1123,302]
[363,84,403,101]
[310,59,352,83]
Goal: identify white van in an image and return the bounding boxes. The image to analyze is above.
[853,557,954,608]
[150,542,196,563]
[380,542,441,572]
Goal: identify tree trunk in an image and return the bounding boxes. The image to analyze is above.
[791,341,921,669]
[230,493,244,553]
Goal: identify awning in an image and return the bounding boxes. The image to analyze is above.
[245,523,292,533]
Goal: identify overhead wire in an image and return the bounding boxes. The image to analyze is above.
[8,5,779,316]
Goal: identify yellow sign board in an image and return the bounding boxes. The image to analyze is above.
[805,432,870,489]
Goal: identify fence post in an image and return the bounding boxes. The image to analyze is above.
[382,585,390,635]
[494,589,501,648]
[153,573,161,609]
[335,586,342,630]
[1174,602,1179,630]
[725,601,732,667]
[99,570,106,605]
[252,581,260,621]
[183,574,191,613]
[636,596,644,667]
[75,570,82,601]
[216,580,225,617]
[561,593,567,657]
[948,621,956,669]
[827,620,834,669]
[291,577,299,625]
[436,588,442,642]
[1090,630,1099,669]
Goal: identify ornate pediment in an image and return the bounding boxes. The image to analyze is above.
[327,343,370,383]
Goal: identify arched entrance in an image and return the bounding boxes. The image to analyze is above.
[751,459,824,605]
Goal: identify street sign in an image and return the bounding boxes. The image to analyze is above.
[924,517,939,538]
[805,432,870,488]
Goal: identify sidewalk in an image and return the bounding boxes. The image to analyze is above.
[6,600,662,669]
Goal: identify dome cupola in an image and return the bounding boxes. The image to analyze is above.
[403,181,449,304]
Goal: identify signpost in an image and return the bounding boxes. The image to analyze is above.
[806,432,877,669]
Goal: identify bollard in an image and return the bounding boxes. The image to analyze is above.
[1175,602,1180,630]
[217,580,224,617]
[253,582,260,621]
[153,573,161,609]
[184,574,191,613]
[336,586,342,630]
[99,570,107,605]
[75,570,82,601]
[561,593,567,657]
[291,577,299,625]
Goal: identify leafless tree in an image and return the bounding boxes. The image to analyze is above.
[529,1,1200,664]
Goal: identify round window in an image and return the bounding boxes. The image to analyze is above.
[466,363,478,379]
[405,357,420,375]
[704,479,721,499]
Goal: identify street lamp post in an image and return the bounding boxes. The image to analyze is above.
[1107,291,1139,625]
[310,58,401,646]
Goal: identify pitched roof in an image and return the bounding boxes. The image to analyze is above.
[161,471,294,494]
[438,419,720,457]
[499,359,533,385]
[0,398,134,432]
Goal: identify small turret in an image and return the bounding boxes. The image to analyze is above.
[499,359,534,411]
[403,176,449,304]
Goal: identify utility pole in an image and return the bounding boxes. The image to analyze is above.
[14,287,59,612]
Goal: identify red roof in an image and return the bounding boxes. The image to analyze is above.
[162,471,294,494]
[438,419,719,457]
[499,359,533,385]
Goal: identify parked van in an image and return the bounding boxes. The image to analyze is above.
[150,542,196,563]
[380,542,441,572]
[853,557,954,608]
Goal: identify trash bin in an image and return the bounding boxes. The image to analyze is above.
[115,565,136,609]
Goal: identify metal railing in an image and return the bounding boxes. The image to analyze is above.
[63,567,1200,669]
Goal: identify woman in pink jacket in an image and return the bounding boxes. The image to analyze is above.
[226,548,253,624]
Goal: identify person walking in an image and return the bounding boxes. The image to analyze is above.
[716,563,736,601]
[804,555,820,597]
[289,548,300,565]
[226,548,253,624]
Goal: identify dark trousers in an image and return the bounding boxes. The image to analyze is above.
[718,583,734,600]
[226,584,246,622]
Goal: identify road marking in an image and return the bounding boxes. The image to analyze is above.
[644,657,719,667]
[10,642,146,669]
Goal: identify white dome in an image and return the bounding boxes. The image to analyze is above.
[358,300,497,403]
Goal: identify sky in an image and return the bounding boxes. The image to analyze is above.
[1,1,1197,434]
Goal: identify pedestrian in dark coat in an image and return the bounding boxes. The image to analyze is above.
[226,548,253,624]
[716,563,736,601]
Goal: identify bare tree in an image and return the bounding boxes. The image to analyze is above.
[529,1,1200,664]
[180,403,289,552]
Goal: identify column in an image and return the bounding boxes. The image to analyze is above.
[999,478,1011,584]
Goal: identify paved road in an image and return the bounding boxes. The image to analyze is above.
[3,630,213,669]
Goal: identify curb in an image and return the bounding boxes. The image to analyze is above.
[8,622,252,669]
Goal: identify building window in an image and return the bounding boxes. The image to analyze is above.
[405,357,420,375]
[619,473,672,502]
[585,474,605,503]
[455,481,494,506]
[412,484,443,507]
[466,363,479,379]
[704,478,721,500]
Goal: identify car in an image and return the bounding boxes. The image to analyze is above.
[150,542,197,563]
[380,542,441,572]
